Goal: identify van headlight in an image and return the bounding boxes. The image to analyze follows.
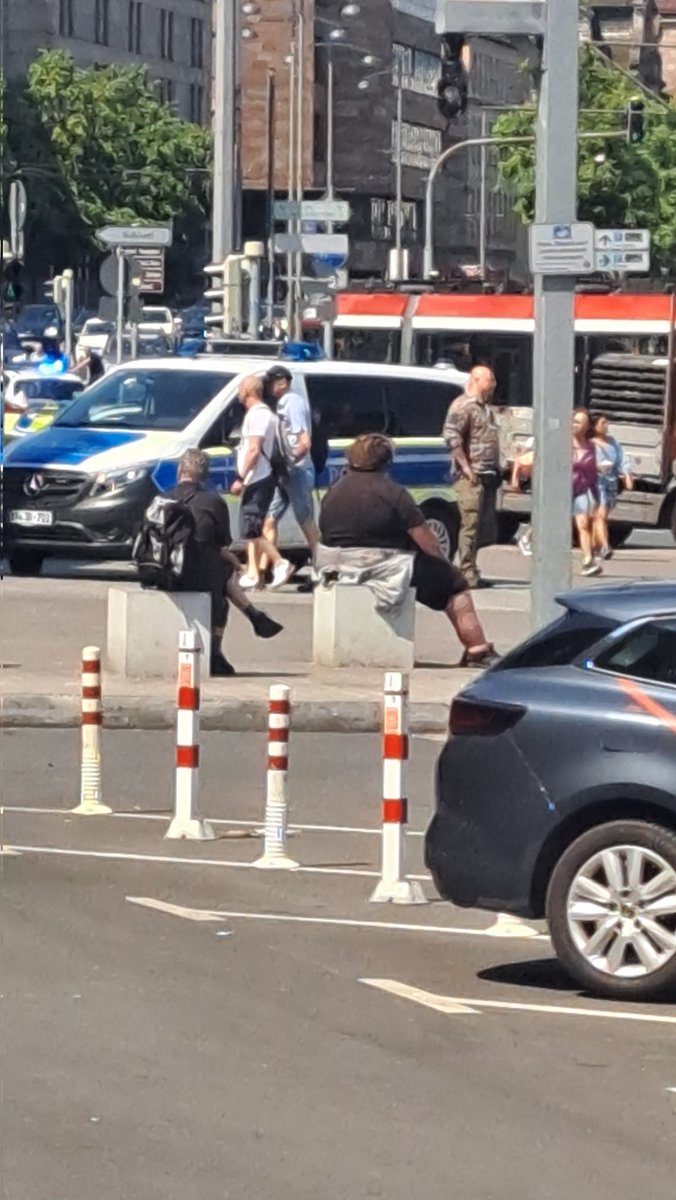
[90,466,151,496]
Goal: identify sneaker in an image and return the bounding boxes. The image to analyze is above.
[517,533,533,558]
[210,652,236,677]
[250,610,284,639]
[598,546,613,561]
[581,558,602,577]
[269,559,294,590]
[238,573,259,591]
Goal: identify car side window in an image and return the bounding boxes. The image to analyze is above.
[306,375,387,439]
[593,618,676,688]
[384,379,464,438]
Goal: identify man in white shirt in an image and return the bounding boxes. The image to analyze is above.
[263,365,319,558]
[230,375,293,590]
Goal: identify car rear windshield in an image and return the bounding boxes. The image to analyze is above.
[55,369,235,431]
[493,611,617,671]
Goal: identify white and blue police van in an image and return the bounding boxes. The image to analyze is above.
[2,356,468,574]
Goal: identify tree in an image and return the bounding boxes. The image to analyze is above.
[493,47,676,273]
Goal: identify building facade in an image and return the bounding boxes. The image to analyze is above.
[2,0,211,124]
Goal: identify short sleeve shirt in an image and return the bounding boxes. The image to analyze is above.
[277,388,312,463]
[237,401,276,484]
[319,470,425,550]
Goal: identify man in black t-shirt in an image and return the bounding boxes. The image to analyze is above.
[319,435,498,667]
[168,450,283,676]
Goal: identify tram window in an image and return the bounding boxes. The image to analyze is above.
[333,330,402,364]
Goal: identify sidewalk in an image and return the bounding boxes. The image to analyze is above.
[0,562,532,731]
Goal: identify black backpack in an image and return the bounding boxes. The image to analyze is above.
[132,494,198,590]
[263,414,290,484]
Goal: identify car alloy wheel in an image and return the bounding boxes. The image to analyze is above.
[546,821,676,1000]
[566,844,676,979]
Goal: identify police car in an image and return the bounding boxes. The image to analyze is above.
[2,356,468,574]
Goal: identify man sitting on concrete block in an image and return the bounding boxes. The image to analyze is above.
[317,434,498,668]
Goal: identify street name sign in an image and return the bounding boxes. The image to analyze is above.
[529,222,595,275]
[274,232,349,257]
[274,199,351,223]
[96,224,173,248]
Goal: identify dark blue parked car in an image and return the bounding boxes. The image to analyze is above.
[426,582,676,1001]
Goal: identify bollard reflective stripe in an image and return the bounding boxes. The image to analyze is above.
[165,629,214,841]
[254,684,299,870]
[72,646,111,815]
[370,671,426,906]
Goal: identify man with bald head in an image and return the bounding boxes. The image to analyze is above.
[443,364,500,589]
[230,374,293,590]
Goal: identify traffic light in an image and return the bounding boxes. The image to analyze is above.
[437,34,468,122]
[626,97,645,145]
[2,253,24,312]
[44,275,65,304]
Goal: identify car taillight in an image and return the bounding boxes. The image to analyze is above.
[449,697,525,737]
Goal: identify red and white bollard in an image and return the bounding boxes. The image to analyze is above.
[72,645,111,815]
[370,671,426,905]
[166,629,215,841]
[254,684,299,870]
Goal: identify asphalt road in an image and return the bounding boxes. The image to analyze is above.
[2,732,675,1200]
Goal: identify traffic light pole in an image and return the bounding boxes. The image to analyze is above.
[530,0,579,628]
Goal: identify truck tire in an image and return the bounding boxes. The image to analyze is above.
[608,522,632,549]
[8,550,45,576]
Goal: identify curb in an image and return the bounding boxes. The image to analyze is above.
[0,696,450,734]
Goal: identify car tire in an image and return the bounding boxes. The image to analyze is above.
[8,550,45,576]
[496,513,521,545]
[422,502,459,561]
[546,820,676,1001]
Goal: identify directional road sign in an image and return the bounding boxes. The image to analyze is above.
[274,232,349,257]
[594,228,650,252]
[273,199,351,223]
[96,224,173,248]
[132,247,165,294]
[595,249,651,273]
[529,222,595,275]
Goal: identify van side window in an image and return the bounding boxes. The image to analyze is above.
[306,376,387,439]
[200,400,244,448]
[384,379,463,438]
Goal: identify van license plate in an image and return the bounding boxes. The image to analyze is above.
[9,509,54,527]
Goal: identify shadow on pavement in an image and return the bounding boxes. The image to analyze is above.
[478,957,578,993]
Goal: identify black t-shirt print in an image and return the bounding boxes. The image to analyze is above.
[319,469,425,551]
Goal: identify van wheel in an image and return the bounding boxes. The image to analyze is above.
[422,503,459,561]
[546,820,676,1001]
[8,550,45,576]
[496,513,521,545]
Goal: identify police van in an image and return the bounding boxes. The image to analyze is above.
[3,357,468,574]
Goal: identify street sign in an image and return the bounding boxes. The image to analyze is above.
[436,1,545,35]
[132,247,165,294]
[529,222,595,275]
[8,179,27,258]
[96,224,173,248]
[595,249,651,273]
[99,252,122,296]
[273,199,351,223]
[594,228,650,252]
[275,232,349,257]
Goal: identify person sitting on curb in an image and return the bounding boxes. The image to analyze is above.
[168,449,283,677]
[317,434,499,668]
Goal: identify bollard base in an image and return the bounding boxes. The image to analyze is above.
[72,801,113,816]
[369,878,427,905]
[165,817,216,841]
[253,851,300,871]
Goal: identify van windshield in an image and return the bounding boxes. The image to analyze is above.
[55,369,235,431]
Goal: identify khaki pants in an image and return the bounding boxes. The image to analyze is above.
[455,474,498,585]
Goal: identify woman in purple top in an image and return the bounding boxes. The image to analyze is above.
[572,409,602,577]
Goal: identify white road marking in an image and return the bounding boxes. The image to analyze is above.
[362,979,479,1014]
[125,898,549,941]
[3,805,426,838]
[360,978,676,1026]
[0,846,21,856]
[666,1088,676,1094]
[485,913,541,940]
[127,896,227,923]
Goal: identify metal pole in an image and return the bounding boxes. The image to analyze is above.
[530,0,579,629]
[266,68,276,331]
[212,0,238,264]
[326,47,335,201]
[423,135,533,279]
[395,64,403,273]
[293,1,305,341]
[116,248,125,365]
[63,268,74,364]
[286,40,297,337]
[478,110,488,276]
[248,255,262,337]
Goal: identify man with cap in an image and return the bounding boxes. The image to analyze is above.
[262,364,319,560]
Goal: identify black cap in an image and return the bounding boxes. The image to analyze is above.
[265,365,293,383]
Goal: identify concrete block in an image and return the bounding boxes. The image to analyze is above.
[107,586,211,679]
[313,583,415,671]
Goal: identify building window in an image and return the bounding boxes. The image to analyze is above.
[159,78,175,106]
[392,120,441,170]
[128,0,142,53]
[190,18,204,69]
[393,42,440,96]
[95,0,109,45]
[160,9,175,61]
[58,0,74,36]
[190,83,204,124]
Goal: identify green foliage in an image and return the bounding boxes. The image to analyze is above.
[493,47,676,272]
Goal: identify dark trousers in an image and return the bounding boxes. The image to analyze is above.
[455,473,498,585]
